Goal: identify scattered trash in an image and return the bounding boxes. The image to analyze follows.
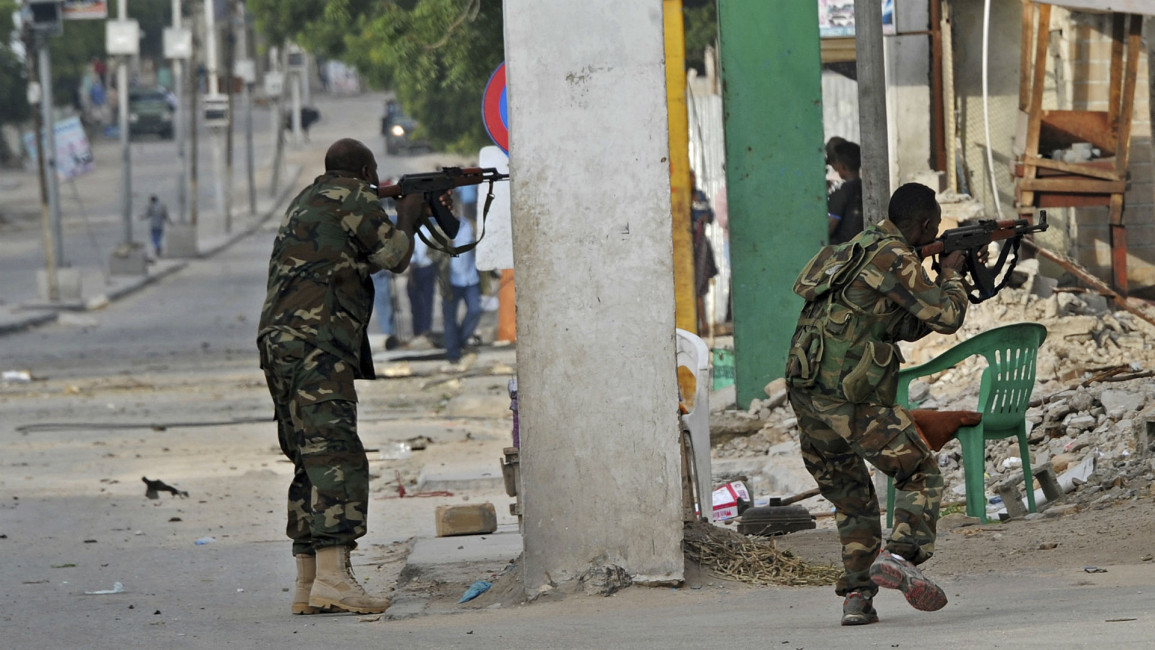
[711,481,751,522]
[1083,566,1108,573]
[85,582,124,595]
[1000,457,1022,470]
[458,580,492,603]
[142,477,188,499]
[1106,618,1138,623]
[380,441,412,461]
[51,563,76,569]
[1037,542,1058,550]
[194,537,215,545]
[2,370,32,383]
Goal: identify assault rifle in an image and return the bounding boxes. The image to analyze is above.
[375,166,509,256]
[917,212,1049,304]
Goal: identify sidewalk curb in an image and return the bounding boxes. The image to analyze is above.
[0,163,302,337]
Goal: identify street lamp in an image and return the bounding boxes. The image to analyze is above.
[106,14,146,275]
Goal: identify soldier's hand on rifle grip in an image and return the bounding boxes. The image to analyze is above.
[940,250,967,272]
[394,194,426,232]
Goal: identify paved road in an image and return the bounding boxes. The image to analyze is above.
[2,91,1154,648]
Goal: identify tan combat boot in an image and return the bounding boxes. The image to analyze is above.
[292,554,318,615]
[309,546,391,614]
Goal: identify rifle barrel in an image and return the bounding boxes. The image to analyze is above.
[374,167,507,199]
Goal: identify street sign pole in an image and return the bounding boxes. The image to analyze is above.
[37,36,63,267]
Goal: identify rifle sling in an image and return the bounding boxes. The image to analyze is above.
[966,236,1021,304]
[416,178,499,257]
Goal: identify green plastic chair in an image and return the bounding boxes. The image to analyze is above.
[886,322,1048,525]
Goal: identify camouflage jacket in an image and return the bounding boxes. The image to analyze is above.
[785,219,968,404]
[257,170,410,379]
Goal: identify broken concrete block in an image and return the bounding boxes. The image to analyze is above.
[1032,462,1064,502]
[435,503,497,537]
[763,378,788,408]
[995,480,1029,519]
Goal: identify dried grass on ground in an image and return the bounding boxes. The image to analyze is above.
[683,520,842,587]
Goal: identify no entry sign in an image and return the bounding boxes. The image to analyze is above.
[482,62,508,154]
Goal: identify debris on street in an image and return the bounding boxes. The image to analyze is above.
[142,476,188,499]
[682,520,840,586]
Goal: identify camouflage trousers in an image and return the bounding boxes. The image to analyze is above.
[259,335,368,557]
[788,387,943,596]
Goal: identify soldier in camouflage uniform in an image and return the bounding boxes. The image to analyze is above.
[784,183,972,625]
[258,138,441,616]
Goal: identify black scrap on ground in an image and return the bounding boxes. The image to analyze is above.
[142,477,188,499]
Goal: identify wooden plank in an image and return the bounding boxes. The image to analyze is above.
[1034,0,1155,17]
[1020,155,1122,180]
[1018,177,1126,193]
[931,0,946,171]
[1110,194,1128,295]
[1018,2,1053,215]
[1019,0,1034,111]
[1108,14,1124,130]
[1037,193,1112,208]
[1040,110,1115,153]
[1114,14,1142,173]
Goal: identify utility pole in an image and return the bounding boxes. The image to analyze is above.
[223,0,236,233]
[204,0,228,227]
[855,0,891,226]
[23,23,57,301]
[189,0,199,227]
[37,31,63,267]
[236,2,256,215]
[167,0,190,223]
[268,46,285,197]
[288,43,303,146]
[115,0,133,246]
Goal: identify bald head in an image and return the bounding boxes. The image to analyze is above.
[325,139,377,179]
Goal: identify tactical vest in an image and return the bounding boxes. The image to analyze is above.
[785,227,906,405]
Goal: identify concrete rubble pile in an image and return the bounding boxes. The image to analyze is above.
[716,273,1155,520]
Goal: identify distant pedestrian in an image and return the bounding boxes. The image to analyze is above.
[406,224,437,340]
[140,195,171,257]
[827,140,863,245]
[439,217,482,372]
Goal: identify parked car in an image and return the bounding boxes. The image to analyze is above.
[128,88,174,140]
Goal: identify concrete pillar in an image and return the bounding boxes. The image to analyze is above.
[718,1,826,408]
[505,1,683,594]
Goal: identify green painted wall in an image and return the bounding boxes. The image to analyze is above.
[718,1,828,408]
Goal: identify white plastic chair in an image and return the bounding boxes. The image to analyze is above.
[676,328,712,520]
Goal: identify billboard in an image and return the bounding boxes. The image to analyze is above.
[62,0,108,20]
[819,0,896,38]
[23,116,96,182]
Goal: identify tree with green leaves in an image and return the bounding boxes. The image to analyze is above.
[0,0,30,164]
[247,0,504,154]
